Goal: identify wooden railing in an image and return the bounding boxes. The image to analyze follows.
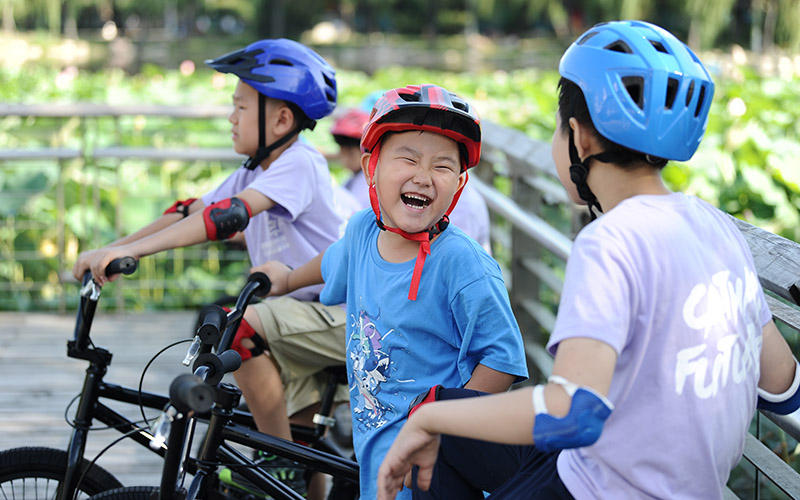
[2,104,800,498]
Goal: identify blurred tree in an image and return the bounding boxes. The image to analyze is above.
[685,0,737,49]
[2,0,20,32]
[776,0,800,50]
[4,0,800,52]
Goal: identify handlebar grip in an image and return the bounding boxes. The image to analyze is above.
[248,272,272,297]
[217,349,243,374]
[106,257,137,277]
[196,304,227,345]
[169,374,215,413]
[192,350,242,386]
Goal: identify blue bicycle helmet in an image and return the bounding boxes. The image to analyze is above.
[207,39,337,170]
[207,38,337,120]
[559,20,714,162]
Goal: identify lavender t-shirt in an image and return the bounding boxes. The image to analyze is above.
[449,182,491,253]
[547,193,770,500]
[202,140,343,301]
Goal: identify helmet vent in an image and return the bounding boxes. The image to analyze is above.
[685,80,695,107]
[665,77,679,109]
[399,92,421,103]
[578,31,600,45]
[649,40,669,53]
[268,58,294,67]
[323,74,336,91]
[694,85,707,117]
[452,101,468,112]
[621,76,644,109]
[605,41,632,54]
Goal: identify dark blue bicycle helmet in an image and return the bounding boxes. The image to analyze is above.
[559,20,714,162]
[207,38,337,120]
[207,39,338,169]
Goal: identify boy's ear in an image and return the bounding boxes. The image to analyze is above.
[569,117,601,161]
[456,171,467,191]
[272,102,296,137]
[360,152,373,185]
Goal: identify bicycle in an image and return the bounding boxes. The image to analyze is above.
[0,259,357,500]
[87,272,360,500]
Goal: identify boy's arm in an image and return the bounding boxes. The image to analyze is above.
[72,199,204,279]
[377,337,616,499]
[75,210,215,285]
[74,189,275,285]
[464,364,516,394]
[758,319,798,395]
[110,199,205,247]
[252,251,325,296]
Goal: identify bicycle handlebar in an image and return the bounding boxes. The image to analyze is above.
[189,272,272,353]
[73,257,139,353]
[80,256,139,287]
[169,374,215,414]
[192,349,242,386]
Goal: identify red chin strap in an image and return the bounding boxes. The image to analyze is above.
[367,141,467,301]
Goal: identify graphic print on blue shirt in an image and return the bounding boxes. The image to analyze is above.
[349,304,410,432]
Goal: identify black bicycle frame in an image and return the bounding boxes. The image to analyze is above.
[58,265,171,500]
[157,382,359,500]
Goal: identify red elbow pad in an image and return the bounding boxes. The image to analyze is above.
[203,197,252,241]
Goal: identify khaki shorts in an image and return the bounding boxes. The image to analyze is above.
[252,296,349,416]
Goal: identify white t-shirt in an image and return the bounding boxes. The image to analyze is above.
[202,141,343,301]
[548,193,771,500]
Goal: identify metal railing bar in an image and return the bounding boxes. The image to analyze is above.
[470,176,572,261]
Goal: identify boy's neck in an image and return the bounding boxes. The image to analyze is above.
[257,135,299,170]
[376,230,442,264]
[589,162,671,212]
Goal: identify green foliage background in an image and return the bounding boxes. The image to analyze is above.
[1,59,799,311]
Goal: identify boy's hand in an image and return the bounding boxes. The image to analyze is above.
[250,261,292,296]
[73,247,134,286]
[377,410,441,500]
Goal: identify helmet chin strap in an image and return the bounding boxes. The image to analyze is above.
[367,141,465,301]
[567,128,618,221]
[242,93,315,170]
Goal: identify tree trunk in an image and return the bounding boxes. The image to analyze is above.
[762,0,777,53]
[750,0,763,53]
[270,0,286,38]
[688,18,701,51]
[2,3,16,33]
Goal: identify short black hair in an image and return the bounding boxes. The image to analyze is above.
[333,134,361,149]
[278,99,314,131]
[557,77,667,168]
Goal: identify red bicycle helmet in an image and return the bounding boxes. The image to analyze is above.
[362,85,481,169]
[331,108,370,140]
[361,84,482,300]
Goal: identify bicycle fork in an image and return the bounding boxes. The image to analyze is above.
[57,363,106,500]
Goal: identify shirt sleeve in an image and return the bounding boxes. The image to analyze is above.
[320,210,365,306]
[247,146,316,221]
[547,231,633,356]
[451,273,529,385]
[201,170,245,206]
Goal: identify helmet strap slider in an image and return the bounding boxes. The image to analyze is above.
[568,128,603,221]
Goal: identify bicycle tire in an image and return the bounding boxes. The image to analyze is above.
[0,446,123,499]
[88,486,158,499]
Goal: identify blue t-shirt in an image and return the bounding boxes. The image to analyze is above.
[321,209,528,499]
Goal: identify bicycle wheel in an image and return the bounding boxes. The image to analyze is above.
[88,486,158,499]
[0,446,122,499]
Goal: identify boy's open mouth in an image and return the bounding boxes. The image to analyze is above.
[401,193,432,209]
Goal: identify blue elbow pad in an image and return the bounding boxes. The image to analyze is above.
[532,376,614,453]
[758,360,800,415]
